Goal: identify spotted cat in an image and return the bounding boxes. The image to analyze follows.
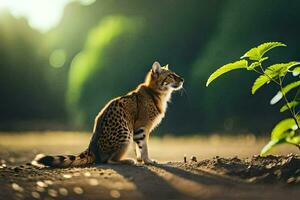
[32,61,184,167]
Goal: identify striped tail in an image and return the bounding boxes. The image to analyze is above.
[31,149,95,168]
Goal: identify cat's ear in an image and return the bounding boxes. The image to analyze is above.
[152,61,161,74]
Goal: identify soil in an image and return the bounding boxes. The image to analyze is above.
[1,155,300,200]
[0,132,299,200]
[177,154,300,184]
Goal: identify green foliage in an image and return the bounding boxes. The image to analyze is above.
[252,62,298,94]
[281,80,300,95]
[241,42,286,61]
[260,118,299,155]
[67,16,144,125]
[280,101,299,112]
[206,41,300,155]
[206,60,248,86]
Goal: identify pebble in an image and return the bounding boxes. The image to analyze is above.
[265,163,274,169]
[287,177,295,184]
[12,183,24,192]
[36,181,48,188]
[88,178,99,186]
[84,172,91,177]
[36,186,45,192]
[31,191,40,199]
[58,188,68,196]
[44,180,53,185]
[274,169,282,177]
[48,189,58,197]
[73,187,84,194]
[110,189,121,198]
[73,172,81,177]
[63,174,72,179]
[190,156,197,162]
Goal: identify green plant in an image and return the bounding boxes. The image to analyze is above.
[206,42,300,156]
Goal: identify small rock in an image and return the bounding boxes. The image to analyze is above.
[44,180,53,185]
[48,189,58,197]
[63,174,72,179]
[58,188,68,196]
[110,189,121,198]
[73,172,81,177]
[36,181,47,188]
[12,183,24,192]
[190,156,197,162]
[31,191,40,199]
[287,177,296,184]
[265,163,274,169]
[0,163,6,169]
[36,186,45,192]
[73,187,84,195]
[274,169,282,178]
[88,178,99,186]
[84,172,91,177]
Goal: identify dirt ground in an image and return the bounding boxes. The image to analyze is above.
[0,132,299,200]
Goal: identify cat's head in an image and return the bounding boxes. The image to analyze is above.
[146,61,184,93]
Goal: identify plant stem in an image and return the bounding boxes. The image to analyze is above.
[258,63,280,85]
[279,81,300,130]
[253,63,300,131]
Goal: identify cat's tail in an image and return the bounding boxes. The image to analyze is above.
[31,149,95,168]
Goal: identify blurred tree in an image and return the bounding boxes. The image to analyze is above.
[0,11,66,129]
[2,0,300,134]
[63,0,224,132]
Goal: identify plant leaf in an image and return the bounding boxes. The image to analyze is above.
[251,62,298,94]
[259,57,269,62]
[260,140,281,156]
[292,66,300,76]
[280,101,299,112]
[270,118,297,141]
[206,60,248,87]
[286,135,300,145]
[260,118,298,156]
[247,62,260,70]
[270,80,300,105]
[282,80,300,95]
[241,42,286,61]
[252,75,271,95]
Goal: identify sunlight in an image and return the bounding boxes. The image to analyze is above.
[0,0,95,32]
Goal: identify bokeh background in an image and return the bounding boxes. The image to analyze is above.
[1,0,300,135]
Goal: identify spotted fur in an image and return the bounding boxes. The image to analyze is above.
[32,61,183,167]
